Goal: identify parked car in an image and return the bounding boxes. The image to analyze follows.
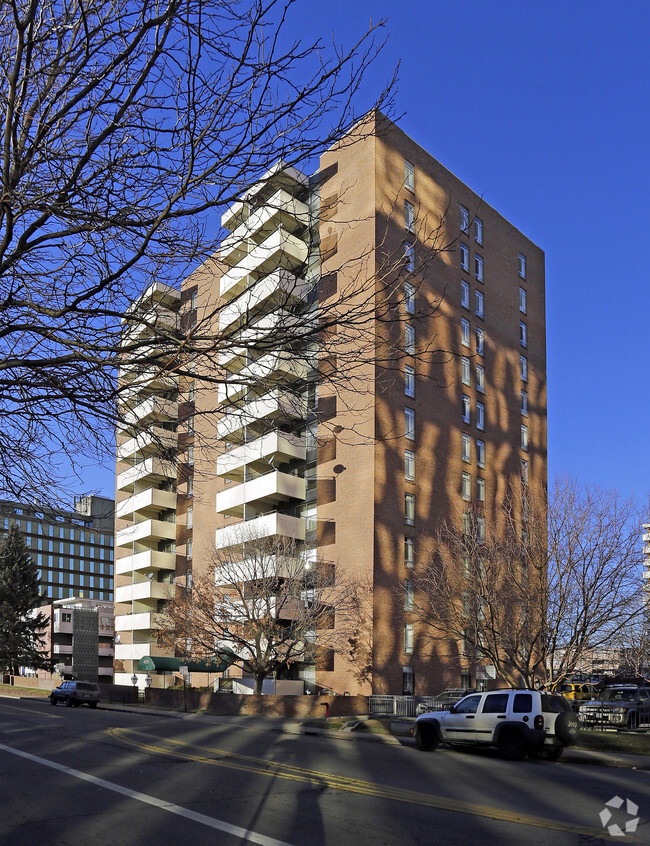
[578,685,650,730]
[414,688,579,761]
[551,681,598,710]
[50,681,100,708]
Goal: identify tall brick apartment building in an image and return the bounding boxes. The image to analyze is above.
[114,112,546,695]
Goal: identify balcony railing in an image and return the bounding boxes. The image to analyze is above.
[216,431,305,480]
[215,511,305,549]
[216,470,305,517]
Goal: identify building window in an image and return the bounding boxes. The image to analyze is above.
[462,433,471,463]
[462,512,471,535]
[461,280,470,309]
[461,318,470,347]
[405,200,415,233]
[188,381,195,403]
[404,159,415,192]
[404,579,414,611]
[405,493,415,526]
[405,323,415,355]
[404,365,415,398]
[476,516,486,543]
[476,439,485,468]
[475,216,483,245]
[405,279,415,312]
[476,478,486,502]
[462,471,471,501]
[404,537,414,568]
[404,243,415,273]
[477,401,485,431]
[521,424,529,452]
[187,477,193,497]
[521,458,529,484]
[520,322,527,348]
[405,407,415,441]
[187,445,194,466]
[519,252,527,279]
[462,394,471,424]
[460,205,469,233]
[461,356,470,386]
[460,243,469,271]
[187,506,193,529]
[475,290,484,318]
[476,363,485,393]
[520,355,528,382]
[405,449,415,482]
[519,286,527,314]
[521,390,528,416]
[475,254,483,282]
[475,326,484,356]
[404,623,414,654]
[187,414,194,434]
[186,538,193,560]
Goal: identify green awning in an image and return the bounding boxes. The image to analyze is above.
[137,650,237,674]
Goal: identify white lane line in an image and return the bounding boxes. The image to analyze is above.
[0,741,294,846]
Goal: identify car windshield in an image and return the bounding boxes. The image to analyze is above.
[602,689,636,702]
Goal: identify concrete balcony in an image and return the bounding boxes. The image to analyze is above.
[122,396,177,428]
[216,390,306,440]
[116,457,176,493]
[115,549,176,576]
[220,189,309,266]
[122,307,178,340]
[215,512,305,549]
[236,350,309,385]
[114,612,161,632]
[53,620,73,634]
[118,369,177,405]
[220,228,308,302]
[98,644,115,657]
[53,643,73,654]
[217,431,305,480]
[114,581,172,604]
[115,518,176,549]
[216,471,305,517]
[218,270,309,333]
[125,281,181,314]
[117,428,177,463]
[221,162,308,231]
[114,643,168,662]
[116,488,177,521]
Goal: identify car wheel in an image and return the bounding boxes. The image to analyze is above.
[415,722,440,752]
[554,711,580,745]
[541,746,564,762]
[65,696,72,707]
[628,712,639,730]
[498,730,527,761]
[50,695,56,706]
[89,702,97,709]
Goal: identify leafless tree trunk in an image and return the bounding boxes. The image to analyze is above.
[155,532,364,694]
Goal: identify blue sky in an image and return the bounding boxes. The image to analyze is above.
[86,0,649,504]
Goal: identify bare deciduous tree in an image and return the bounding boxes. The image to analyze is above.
[155,534,364,694]
[412,478,646,688]
[1,0,406,499]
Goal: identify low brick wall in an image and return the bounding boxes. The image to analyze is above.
[143,688,368,717]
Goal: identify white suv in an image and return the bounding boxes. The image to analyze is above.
[414,689,579,761]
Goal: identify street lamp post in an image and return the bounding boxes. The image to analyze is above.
[131,673,138,703]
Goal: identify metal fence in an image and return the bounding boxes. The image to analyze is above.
[369,695,448,717]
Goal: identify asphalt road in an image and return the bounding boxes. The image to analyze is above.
[0,697,649,846]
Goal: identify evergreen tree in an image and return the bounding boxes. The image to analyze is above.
[0,524,51,676]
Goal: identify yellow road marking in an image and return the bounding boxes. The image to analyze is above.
[107,727,618,839]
